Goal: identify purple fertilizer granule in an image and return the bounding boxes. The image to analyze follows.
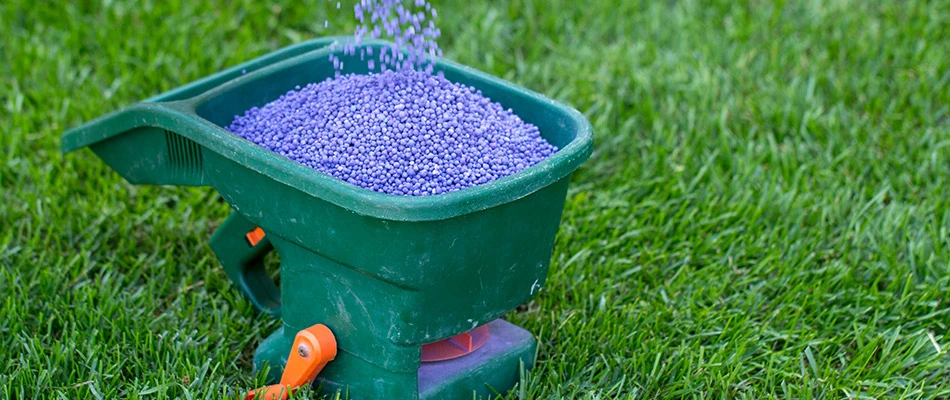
[227,70,558,196]
[330,0,443,73]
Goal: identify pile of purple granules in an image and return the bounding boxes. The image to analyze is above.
[227,0,558,196]
[227,70,557,196]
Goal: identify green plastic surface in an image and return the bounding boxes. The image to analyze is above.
[62,37,593,399]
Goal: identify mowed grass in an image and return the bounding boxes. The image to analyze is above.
[2,0,950,398]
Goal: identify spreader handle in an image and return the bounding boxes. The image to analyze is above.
[210,212,281,317]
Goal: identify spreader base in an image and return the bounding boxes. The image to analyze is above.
[254,319,536,399]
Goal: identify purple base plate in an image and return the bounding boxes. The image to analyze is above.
[417,319,537,399]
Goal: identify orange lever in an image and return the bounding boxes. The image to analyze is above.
[246,227,266,247]
[245,324,337,400]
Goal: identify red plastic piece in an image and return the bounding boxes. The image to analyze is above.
[420,324,490,362]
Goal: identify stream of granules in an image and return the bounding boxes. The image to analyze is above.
[330,0,443,73]
[226,1,558,196]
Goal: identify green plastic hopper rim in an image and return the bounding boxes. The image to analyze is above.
[62,37,593,222]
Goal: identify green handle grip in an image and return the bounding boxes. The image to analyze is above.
[210,212,281,317]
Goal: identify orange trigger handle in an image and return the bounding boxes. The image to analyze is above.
[245,324,337,400]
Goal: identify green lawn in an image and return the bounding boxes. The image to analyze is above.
[3,0,950,398]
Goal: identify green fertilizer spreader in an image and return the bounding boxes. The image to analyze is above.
[62,37,593,399]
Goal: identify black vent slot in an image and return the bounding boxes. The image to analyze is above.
[164,130,203,176]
